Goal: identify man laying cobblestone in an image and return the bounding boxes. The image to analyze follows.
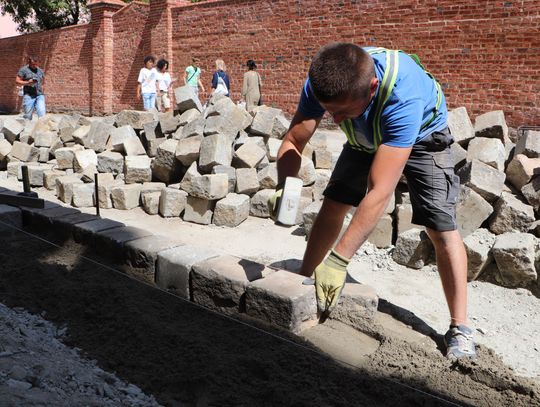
[272,43,476,359]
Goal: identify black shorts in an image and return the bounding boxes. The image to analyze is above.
[323,127,459,232]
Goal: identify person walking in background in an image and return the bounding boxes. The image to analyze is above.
[156,59,173,112]
[15,56,46,120]
[241,59,262,111]
[211,59,230,97]
[137,56,158,111]
[184,57,205,98]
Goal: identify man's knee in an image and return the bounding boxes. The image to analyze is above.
[426,228,463,248]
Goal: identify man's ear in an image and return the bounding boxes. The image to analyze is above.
[370,77,379,98]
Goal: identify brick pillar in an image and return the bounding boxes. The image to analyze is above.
[148,0,177,70]
[88,0,123,115]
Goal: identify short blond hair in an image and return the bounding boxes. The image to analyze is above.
[215,59,226,71]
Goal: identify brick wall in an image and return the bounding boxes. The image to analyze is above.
[0,0,538,126]
[0,24,92,115]
[170,0,540,126]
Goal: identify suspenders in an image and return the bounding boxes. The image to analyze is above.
[339,48,442,153]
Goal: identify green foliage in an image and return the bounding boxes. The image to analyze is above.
[0,0,132,33]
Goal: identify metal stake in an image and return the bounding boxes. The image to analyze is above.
[94,173,100,217]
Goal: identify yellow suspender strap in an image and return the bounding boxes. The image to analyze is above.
[340,48,399,153]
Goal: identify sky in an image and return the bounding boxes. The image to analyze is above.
[0,14,20,38]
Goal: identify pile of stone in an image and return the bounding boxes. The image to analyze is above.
[386,109,539,289]
[0,86,333,228]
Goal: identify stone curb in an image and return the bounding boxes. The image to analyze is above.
[0,200,379,336]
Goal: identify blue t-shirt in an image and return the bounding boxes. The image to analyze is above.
[298,48,448,149]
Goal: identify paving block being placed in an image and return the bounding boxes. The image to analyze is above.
[191,255,272,315]
[124,155,152,184]
[329,283,379,328]
[492,232,538,287]
[457,159,505,203]
[488,192,535,235]
[56,175,84,204]
[183,196,215,225]
[235,168,259,195]
[124,235,182,283]
[159,188,188,217]
[111,183,142,210]
[463,228,496,281]
[245,270,317,333]
[456,185,493,238]
[466,137,505,171]
[213,193,250,227]
[156,245,219,299]
[393,228,434,269]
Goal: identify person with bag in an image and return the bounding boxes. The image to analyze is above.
[241,59,262,111]
[183,57,205,98]
[270,43,476,360]
[211,59,230,97]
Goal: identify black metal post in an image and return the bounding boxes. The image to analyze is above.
[94,173,100,217]
[21,165,31,194]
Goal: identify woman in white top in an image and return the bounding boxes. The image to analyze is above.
[156,59,173,112]
[137,56,158,111]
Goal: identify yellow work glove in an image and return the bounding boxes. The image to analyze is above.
[267,183,284,221]
[314,249,350,316]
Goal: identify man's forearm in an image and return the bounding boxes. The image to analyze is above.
[334,189,392,258]
[276,138,303,185]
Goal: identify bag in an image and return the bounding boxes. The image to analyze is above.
[187,66,199,83]
[214,72,228,95]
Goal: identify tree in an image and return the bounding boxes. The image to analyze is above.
[0,0,87,33]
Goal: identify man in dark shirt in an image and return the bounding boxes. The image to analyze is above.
[15,56,46,120]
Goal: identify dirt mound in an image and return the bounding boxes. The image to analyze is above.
[0,226,538,406]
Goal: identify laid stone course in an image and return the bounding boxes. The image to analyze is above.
[123,235,182,283]
[245,270,317,333]
[72,218,125,244]
[156,245,220,299]
[191,255,273,315]
[93,226,153,259]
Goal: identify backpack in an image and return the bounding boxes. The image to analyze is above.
[214,72,228,95]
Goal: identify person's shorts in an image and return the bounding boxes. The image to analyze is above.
[323,127,459,232]
[157,91,171,109]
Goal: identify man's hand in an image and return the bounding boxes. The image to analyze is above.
[267,184,284,221]
[314,249,350,316]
